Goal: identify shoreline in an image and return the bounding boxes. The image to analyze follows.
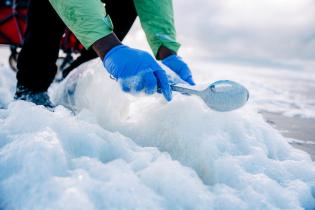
[261,111,315,161]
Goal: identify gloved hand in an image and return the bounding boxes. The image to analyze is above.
[162,55,195,86]
[103,45,172,101]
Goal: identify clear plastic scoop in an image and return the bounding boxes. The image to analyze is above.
[170,80,249,112]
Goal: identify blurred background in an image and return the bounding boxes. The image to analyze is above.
[127,0,315,70]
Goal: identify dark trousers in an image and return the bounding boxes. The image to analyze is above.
[17,0,137,91]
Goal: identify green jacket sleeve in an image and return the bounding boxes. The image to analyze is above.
[49,0,113,48]
[133,0,181,58]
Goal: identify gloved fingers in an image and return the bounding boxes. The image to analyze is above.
[162,55,196,86]
[154,69,172,101]
[135,79,144,92]
[142,71,157,95]
[177,65,196,86]
[120,70,157,94]
[120,79,131,92]
[120,75,144,93]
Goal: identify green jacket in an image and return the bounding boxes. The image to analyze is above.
[49,0,181,58]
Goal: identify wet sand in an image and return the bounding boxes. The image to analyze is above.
[261,111,315,161]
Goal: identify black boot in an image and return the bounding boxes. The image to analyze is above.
[14,84,55,108]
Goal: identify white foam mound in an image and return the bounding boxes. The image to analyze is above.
[0,63,315,210]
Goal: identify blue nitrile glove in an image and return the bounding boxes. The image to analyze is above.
[162,55,196,86]
[103,45,172,101]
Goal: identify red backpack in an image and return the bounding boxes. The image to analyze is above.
[0,0,28,46]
